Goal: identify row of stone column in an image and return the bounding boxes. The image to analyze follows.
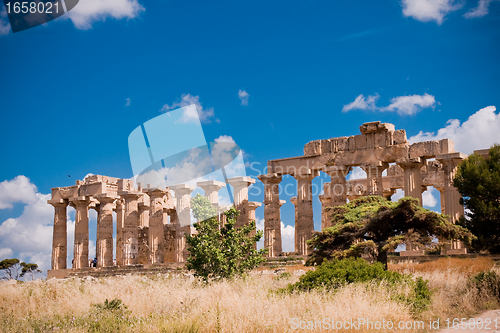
[259,155,465,257]
[50,176,262,271]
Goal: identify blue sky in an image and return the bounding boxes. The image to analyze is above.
[1,0,500,274]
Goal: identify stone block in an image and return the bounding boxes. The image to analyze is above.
[304,140,321,156]
[393,130,407,145]
[374,131,386,147]
[409,141,440,158]
[320,139,332,154]
[355,135,367,149]
[337,137,349,151]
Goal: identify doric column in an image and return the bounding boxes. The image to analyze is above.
[120,192,141,265]
[294,169,318,256]
[247,201,262,249]
[71,197,90,269]
[437,153,467,254]
[318,194,331,230]
[227,176,256,228]
[323,165,351,207]
[170,184,195,227]
[146,188,168,264]
[258,173,282,257]
[95,195,117,267]
[115,199,124,266]
[197,180,226,209]
[361,162,388,196]
[397,157,425,205]
[49,199,68,270]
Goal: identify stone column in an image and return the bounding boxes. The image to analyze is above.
[397,157,425,205]
[170,184,195,228]
[49,199,68,270]
[197,180,226,209]
[258,173,282,257]
[437,153,467,254]
[120,192,141,265]
[115,199,124,266]
[323,165,351,207]
[361,162,388,196]
[318,194,331,230]
[294,170,318,256]
[71,197,90,269]
[227,177,256,228]
[146,188,168,264]
[95,195,116,267]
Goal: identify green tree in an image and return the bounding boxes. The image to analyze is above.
[186,194,267,281]
[454,144,500,253]
[307,196,475,269]
[0,258,42,281]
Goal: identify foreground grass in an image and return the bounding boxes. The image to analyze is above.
[0,258,498,332]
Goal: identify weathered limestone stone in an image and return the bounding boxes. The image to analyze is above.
[115,199,124,266]
[294,169,318,256]
[323,165,351,207]
[361,162,388,196]
[95,195,117,267]
[120,192,141,266]
[197,180,226,209]
[170,184,195,262]
[247,201,262,249]
[145,188,168,264]
[227,176,256,228]
[258,173,282,257]
[318,192,331,230]
[49,198,68,270]
[71,197,90,269]
[397,157,426,205]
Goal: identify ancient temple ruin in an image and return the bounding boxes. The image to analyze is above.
[48,122,482,278]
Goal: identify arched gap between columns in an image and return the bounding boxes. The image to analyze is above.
[313,172,330,232]
[280,174,295,253]
[66,205,76,269]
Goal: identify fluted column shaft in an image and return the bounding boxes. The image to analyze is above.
[115,199,124,266]
[294,172,317,256]
[361,163,388,196]
[96,196,115,267]
[227,177,256,229]
[50,200,68,270]
[122,193,140,265]
[324,165,351,207]
[72,198,90,269]
[258,174,282,257]
[147,189,167,264]
[397,158,425,205]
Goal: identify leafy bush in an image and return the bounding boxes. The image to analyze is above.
[285,258,431,313]
[469,271,500,299]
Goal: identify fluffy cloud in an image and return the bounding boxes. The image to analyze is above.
[0,8,10,35]
[66,0,145,30]
[125,98,131,106]
[409,106,500,154]
[238,89,250,106]
[342,93,436,115]
[401,0,463,24]
[464,0,497,18]
[214,135,235,144]
[0,176,59,275]
[422,188,438,207]
[160,94,217,124]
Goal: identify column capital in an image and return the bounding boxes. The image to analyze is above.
[436,152,467,165]
[197,180,226,190]
[360,161,389,171]
[292,168,320,179]
[47,199,68,207]
[248,201,262,210]
[279,199,286,207]
[290,196,297,206]
[118,191,142,200]
[169,184,195,195]
[226,176,255,186]
[318,194,330,204]
[258,173,282,184]
[95,194,118,204]
[396,157,425,170]
[322,165,351,177]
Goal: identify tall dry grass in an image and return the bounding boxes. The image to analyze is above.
[0,257,498,332]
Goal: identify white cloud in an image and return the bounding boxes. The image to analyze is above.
[256,217,264,250]
[409,106,500,154]
[214,135,235,144]
[382,93,436,115]
[0,176,59,275]
[342,94,379,112]
[401,0,463,24]
[0,175,38,209]
[0,248,13,259]
[281,222,295,253]
[238,89,250,106]
[342,93,436,115]
[464,0,497,18]
[348,167,367,180]
[65,0,145,30]
[160,94,217,124]
[391,189,405,202]
[125,98,131,106]
[0,8,10,36]
[423,188,438,207]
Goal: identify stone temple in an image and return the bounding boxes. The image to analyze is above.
[47,122,487,278]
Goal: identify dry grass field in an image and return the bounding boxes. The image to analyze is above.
[0,257,498,332]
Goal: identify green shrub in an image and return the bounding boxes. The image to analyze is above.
[469,271,500,299]
[285,258,431,313]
